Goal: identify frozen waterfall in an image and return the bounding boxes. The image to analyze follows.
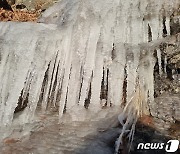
[0,0,179,128]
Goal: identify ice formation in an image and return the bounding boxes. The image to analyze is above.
[0,0,179,132]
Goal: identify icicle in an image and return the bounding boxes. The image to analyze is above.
[138,49,155,116]
[164,55,167,75]
[58,27,74,118]
[157,49,162,76]
[41,54,57,111]
[65,6,92,110]
[108,43,126,106]
[90,43,104,109]
[78,23,101,107]
[165,16,170,36]
[126,47,140,103]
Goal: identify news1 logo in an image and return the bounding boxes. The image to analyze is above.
[137,140,179,152]
[165,140,179,152]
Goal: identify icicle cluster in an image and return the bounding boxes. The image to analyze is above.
[0,0,179,127]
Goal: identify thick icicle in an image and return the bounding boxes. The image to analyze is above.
[157,49,163,76]
[164,55,167,75]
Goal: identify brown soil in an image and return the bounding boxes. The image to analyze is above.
[0,5,41,22]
